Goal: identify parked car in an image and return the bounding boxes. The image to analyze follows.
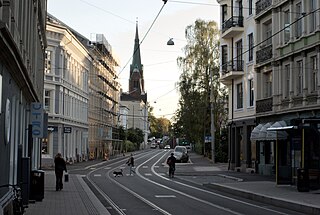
[164,145,171,149]
[173,146,189,163]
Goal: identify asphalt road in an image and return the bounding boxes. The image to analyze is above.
[77,150,304,215]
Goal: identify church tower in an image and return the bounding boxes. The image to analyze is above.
[128,21,147,103]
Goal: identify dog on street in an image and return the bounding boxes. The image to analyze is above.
[113,169,123,177]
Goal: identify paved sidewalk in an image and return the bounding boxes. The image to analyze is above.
[25,171,110,215]
[177,153,320,215]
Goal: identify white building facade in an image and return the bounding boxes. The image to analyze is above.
[44,15,90,164]
[218,0,257,172]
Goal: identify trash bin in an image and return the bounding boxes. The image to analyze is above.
[30,170,45,201]
[297,168,309,192]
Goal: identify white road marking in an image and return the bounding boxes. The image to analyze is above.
[104,167,111,170]
[93,174,101,177]
[150,153,288,215]
[145,173,152,176]
[154,166,159,168]
[90,167,96,170]
[142,166,148,168]
[155,195,176,198]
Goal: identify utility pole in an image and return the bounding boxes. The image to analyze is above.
[210,69,215,163]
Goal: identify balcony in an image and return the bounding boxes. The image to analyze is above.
[256,97,273,113]
[220,60,244,84]
[256,44,272,64]
[255,0,272,17]
[221,16,244,39]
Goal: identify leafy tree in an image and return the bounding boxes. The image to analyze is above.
[148,106,171,138]
[174,19,228,157]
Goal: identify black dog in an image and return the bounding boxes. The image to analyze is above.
[113,169,123,177]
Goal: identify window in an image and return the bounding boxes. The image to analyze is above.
[265,72,272,97]
[285,64,290,97]
[297,60,303,94]
[236,40,243,70]
[249,0,253,15]
[44,90,51,112]
[284,10,290,43]
[249,79,254,106]
[133,80,139,88]
[237,83,243,109]
[222,5,228,22]
[248,33,254,61]
[221,45,228,71]
[264,22,272,45]
[311,56,318,92]
[45,50,52,74]
[310,0,316,32]
[295,3,302,38]
[238,0,243,17]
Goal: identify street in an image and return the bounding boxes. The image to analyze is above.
[77,150,304,215]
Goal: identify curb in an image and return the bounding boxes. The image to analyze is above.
[204,183,320,215]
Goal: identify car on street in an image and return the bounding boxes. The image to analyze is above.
[150,142,157,149]
[173,146,189,163]
[164,145,171,149]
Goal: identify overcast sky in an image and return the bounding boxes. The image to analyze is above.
[48,0,220,119]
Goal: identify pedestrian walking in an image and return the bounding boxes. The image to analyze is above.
[126,154,135,175]
[167,153,176,178]
[54,153,67,191]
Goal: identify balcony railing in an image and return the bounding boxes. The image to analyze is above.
[256,44,272,64]
[221,60,244,73]
[256,97,273,113]
[255,0,272,16]
[222,16,244,33]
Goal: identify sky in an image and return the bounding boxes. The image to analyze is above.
[47,0,220,120]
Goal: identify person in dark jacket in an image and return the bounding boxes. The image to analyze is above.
[167,153,176,178]
[126,154,135,175]
[54,153,67,191]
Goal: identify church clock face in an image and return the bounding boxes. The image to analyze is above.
[133,68,139,73]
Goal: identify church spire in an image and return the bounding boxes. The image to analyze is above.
[132,19,142,71]
[129,19,145,102]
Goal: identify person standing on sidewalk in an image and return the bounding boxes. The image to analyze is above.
[54,153,67,191]
[167,153,176,178]
[126,154,135,175]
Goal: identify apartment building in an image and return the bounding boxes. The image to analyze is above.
[218,0,257,172]
[0,1,47,213]
[220,0,320,188]
[44,14,90,164]
[252,0,320,187]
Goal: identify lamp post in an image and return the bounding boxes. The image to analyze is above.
[210,69,215,164]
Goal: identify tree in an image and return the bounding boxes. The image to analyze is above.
[148,106,171,138]
[174,19,228,156]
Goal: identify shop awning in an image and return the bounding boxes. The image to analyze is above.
[250,124,264,141]
[266,121,288,140]
[257,122,272,140]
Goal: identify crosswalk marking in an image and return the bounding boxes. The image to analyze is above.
[93,174,101,177]
[104,167,111,170]
[142,166,148,168]
[145,173,152,176]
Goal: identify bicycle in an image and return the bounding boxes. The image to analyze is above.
[0,184,26,215]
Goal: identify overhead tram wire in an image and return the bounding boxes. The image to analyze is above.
[117,1,168,78]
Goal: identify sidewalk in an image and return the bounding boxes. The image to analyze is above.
[25,171,110,215]
[177,153,320,215]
